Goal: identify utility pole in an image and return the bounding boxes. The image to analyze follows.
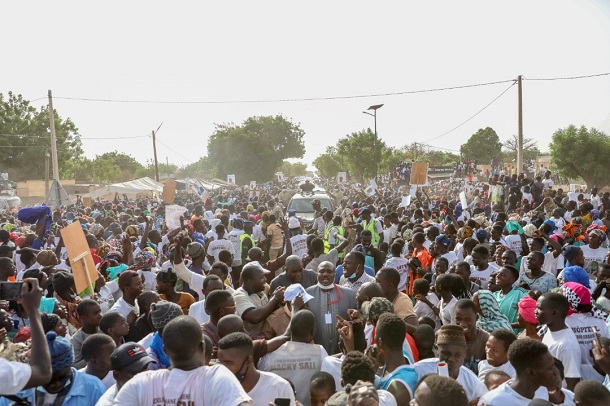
[517,75,523,174]
[47,90,60,181]
[414,142,417,161]
[152,130,159,181]
[44,147,50,196]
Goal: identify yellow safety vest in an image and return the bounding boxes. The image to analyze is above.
[324,225,344,253]
[362,219,379,246]
[240,233,256,261]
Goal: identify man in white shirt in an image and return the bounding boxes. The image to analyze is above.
[108,270,143,326]
[95,342,155,406]
[0,279,52,395]
[218,332,295,406]
[536,292,582,391]
[479,338,555,405]
[207,224,235,264]
[113,316,251,406]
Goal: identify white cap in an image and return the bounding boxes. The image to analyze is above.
[284,283,314,303]
[243,261,270,274]
[288,217,301,229]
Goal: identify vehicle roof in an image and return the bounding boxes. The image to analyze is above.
[290,191,331,199]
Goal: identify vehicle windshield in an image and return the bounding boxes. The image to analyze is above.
[288,198,333,212]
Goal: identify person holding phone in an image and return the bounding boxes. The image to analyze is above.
[0,278,52,394]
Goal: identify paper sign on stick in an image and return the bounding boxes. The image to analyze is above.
[162,179,176,204]
[83,197,92,207]
[60,222,98,295]
[459,192,468,209]
[165,205,188,230]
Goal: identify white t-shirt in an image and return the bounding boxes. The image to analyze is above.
[565,313,610,381]
[188,300,209,324]
[384,256,410,292]
[414,293,440,329]
[227,229,244,267]
[580,245,608,276]
[113,364,251,406]
[542,327,582,379]
[108,297,139,319]
[173,261,205,300]
[478,380,549,405]
[290,234,308,259]
[78,368,116,389]
[321,355,344,390]
[247,370,295,406]
[95,384,118,406]
[0,358,31,395]
[439,296,458,326]
[414,358,487,403]
[207,239,235,264]
[521,251,560,277]
[442,251,458,268]
[477,360,516,381]
[470,264,498,289]
[505,235,523,257]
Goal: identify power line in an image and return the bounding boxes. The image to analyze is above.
[50,79,517,105]
[525,72,610,81]
[422,80,517,143]
[0,133,149,140]
[154,138,195,164]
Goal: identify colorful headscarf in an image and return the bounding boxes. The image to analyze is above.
[561,266,591,288]
[476,290,513,333]
[518,296,538,325]
[561,282,607,320]
[402,228,414,242]
[138,250,156,270]
[457,226,473,242]
[506,221,523,235]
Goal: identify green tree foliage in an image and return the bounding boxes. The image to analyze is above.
[549,125,610,188]
[0,92,82,181]
[336,128,393,180]
[460,127,502,163]
[502,134,540,161]
[177,157,213,178]
[313,147,343,178]
[66,152,145,183]
[135,162,178,179]
[400,143,460,166]
[279,160,308,177]
[206,115,305,183]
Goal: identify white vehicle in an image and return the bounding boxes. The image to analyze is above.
[287,191,334,226]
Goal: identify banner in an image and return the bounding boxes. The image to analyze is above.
[276,172,284,182]
[337,172,347,183]
[165,204,188,230]
[364,179,377,197]
[249,181,257,190]
[227,174,236,184]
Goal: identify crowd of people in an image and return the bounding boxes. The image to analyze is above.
[1,168,610,406]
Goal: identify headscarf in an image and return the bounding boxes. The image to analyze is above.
[506,221,523,234]
[138,250,156,270]
[518,296,538,325]
[402,228,414,242]
[562,245,583,267]
[457,226,473,242]
[476,290,513,333]
[561,266,591,288]
[561,282,608,320]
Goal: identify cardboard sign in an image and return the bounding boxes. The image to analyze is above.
[166,205,188,230]
[162,179,176,204]
[60,222,98,295]
[83,197,92,207]
[410,162,429,185]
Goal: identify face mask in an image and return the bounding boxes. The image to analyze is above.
[235,357,249,383]
[317,281,334,289]
[348,265,361,280]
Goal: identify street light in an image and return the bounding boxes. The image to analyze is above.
[362,104,384,183]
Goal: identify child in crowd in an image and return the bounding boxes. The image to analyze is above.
[71,299,102,368]
[99,312,130,346]
[477,328,517,381]
[309,371,336,406]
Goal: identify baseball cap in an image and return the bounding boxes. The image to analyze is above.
[475,229,488,241]
[288,217,301,229]
[111,342,155,371]
[242,261,270,275]
[435,234,451,247]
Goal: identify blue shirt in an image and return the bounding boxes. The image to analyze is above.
[0,368,106,406]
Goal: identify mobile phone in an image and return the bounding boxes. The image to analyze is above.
[0,282,23,301]
[592,326,603,349]
[274,399,290,406]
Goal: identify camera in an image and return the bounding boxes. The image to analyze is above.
[0,282,23,301]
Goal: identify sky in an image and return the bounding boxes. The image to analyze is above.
[3,0,610,173]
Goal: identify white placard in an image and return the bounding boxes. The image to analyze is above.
[459,192,468,209]
[409,185,417,197]
[249,181,257,190]
[337,172,347,183]
[165,204,188,230]
[399,196,411,208]
[227,174,236,184]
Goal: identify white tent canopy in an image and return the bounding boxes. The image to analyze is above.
[83,177,163,199]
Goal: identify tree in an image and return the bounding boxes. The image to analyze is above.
[313,147,342,179]
[135,162,178,179]
[336,128,393,180]
[549,125,610,188]
[65,151,145,183]
[0,92,83,181]
[177,157,213,178]
[459,127,502,163]
[279,160,308,177]
[502,134,540,161]
[206,115,305,183]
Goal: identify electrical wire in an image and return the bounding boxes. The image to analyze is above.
[0,133,149,140]
[525,72,610,81]
[50,79,517,105]
[154,137,196,163]
[421,80,517,144]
